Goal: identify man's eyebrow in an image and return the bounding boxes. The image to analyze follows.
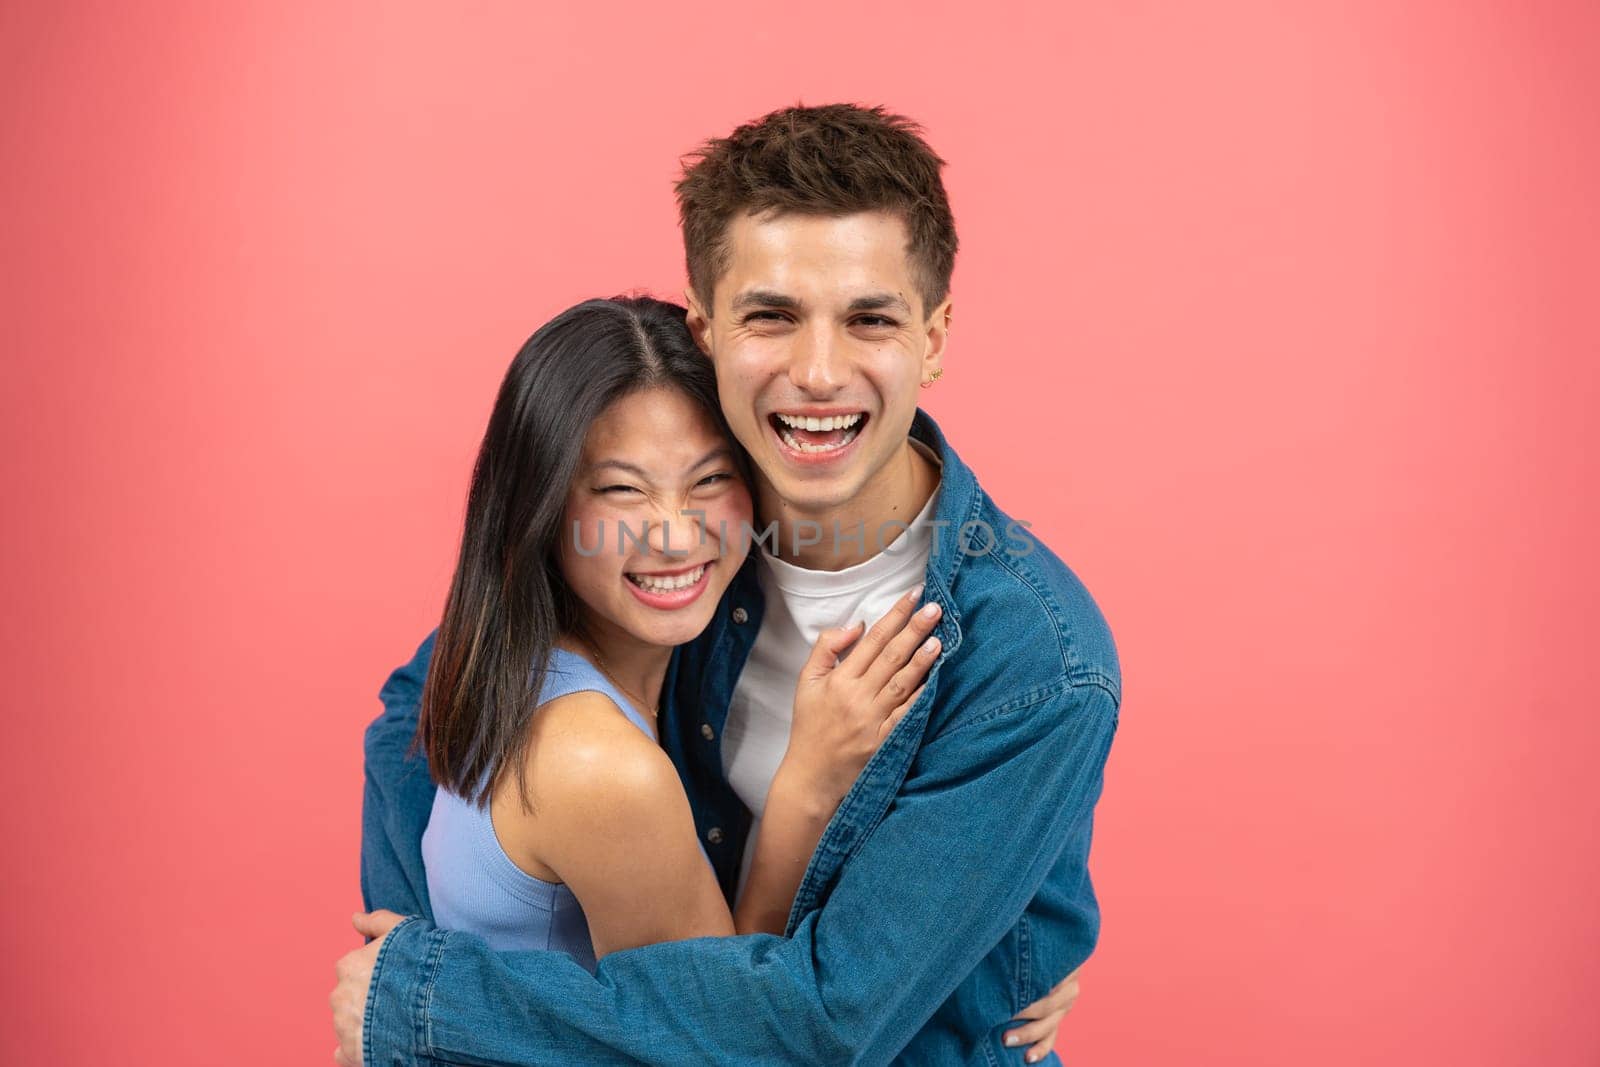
[846,292,913,315]
[589,446,733,479]
[730,289,802,312]
[730,289,913,317]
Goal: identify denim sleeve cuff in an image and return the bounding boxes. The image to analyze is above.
[364,917,449,1067]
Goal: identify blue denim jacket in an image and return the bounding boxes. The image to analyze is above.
[360,409,1121,1066]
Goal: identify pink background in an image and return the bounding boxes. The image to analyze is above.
[3,2,1596,1064]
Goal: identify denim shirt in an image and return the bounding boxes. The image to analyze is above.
[360,409,1122,1066]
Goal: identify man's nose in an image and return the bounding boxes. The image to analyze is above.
[788,325,848,395]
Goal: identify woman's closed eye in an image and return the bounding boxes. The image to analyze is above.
[598,473,731,496]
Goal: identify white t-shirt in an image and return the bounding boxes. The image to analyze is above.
[722,438,943,899]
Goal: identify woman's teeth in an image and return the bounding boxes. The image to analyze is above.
[626,564,706,592]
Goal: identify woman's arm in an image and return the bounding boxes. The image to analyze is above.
[521,592,942,952]
[729,769,836,935]
[512,692,737,956]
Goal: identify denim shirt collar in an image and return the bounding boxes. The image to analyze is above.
[908,406,977,660]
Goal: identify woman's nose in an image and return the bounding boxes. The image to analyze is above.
[645,505,705,559]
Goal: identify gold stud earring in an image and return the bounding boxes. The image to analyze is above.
[921,368,944,389]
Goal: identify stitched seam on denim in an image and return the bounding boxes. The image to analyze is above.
[362,915,416,1067]
[932,677,1118,743]
[410,933,428,1058]
[926,566,964,659]
[984,529,1073,679]
[1071,673,1121,699]
[980,514,1121,702]
[1018,913,1034,1011]
[415,929,449,1058]
[930,675,1069,740]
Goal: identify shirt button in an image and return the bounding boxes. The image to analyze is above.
[700,722,715,741]
[706,826,724,845]
[731,607,748,624]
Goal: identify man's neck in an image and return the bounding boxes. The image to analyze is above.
[754,439,941,572]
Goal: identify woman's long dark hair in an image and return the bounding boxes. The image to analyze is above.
[416,295,741,810]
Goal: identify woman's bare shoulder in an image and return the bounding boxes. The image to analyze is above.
[513,694,731,951]
[520,691,680,818]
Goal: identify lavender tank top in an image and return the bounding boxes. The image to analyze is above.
[420,646,696,973]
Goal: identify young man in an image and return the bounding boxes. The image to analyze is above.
[335,104,1120,1066]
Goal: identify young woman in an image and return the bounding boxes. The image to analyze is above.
[415,295,941,967]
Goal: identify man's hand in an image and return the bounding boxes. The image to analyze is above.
[1002,966,1082,1064]
[331,910,408,1067]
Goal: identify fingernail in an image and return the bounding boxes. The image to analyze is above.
[903,587,920,603]
[1005,1034,1020,1047]
[1025,1054,1040,1064]
[920,635,940,655]
[919,601,941,618]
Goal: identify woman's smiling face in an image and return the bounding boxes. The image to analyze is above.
[557,386,752,650]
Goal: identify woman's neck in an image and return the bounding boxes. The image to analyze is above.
[556,621,672,716]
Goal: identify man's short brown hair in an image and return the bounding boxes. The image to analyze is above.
[675,103,958,317]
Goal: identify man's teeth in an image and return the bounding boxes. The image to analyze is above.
[627,564,706,593]
[773,412,864,453]
[774,412,863,432]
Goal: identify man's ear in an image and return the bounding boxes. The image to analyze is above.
[922,296,952,381]
[684,288,714,359]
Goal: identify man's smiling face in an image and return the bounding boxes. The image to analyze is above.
[687,209,950,517]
